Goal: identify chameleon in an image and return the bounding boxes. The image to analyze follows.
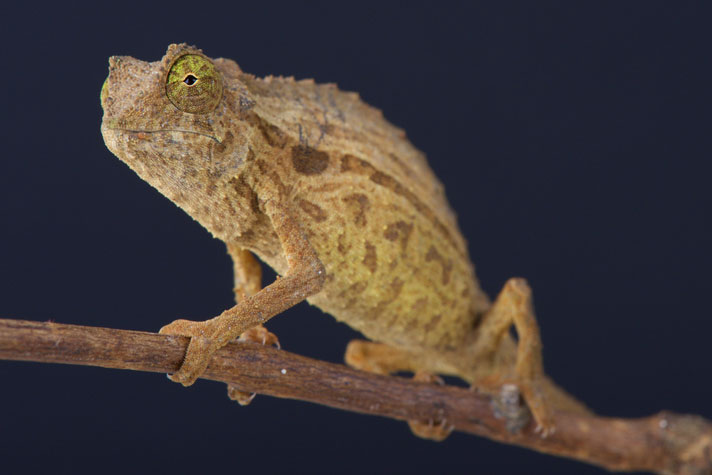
[100,44,590,439]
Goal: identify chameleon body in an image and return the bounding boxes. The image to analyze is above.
[100,44,588,437]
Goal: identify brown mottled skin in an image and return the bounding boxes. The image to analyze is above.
[101,44,589,438]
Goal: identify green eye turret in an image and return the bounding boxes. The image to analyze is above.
[166,54,222,114]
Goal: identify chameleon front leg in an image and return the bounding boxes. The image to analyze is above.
[228,245,263,302]
[226,245,280,353]
[224,245,280,405]
[160,201,326,386]
[345,341,453,441]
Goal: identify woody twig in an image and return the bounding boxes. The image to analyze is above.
[0,318,710,474]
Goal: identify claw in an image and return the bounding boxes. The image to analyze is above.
[519,384,556,437]
[238,325,280,348]
[407,371,453,441]
[408,418,453,442]
[534,423,556,438]
[227,385,257,406]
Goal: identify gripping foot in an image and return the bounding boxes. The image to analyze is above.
[227,325,280,405]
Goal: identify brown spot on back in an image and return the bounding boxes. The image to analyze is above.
[340,281,369,306]
[387,152,418,181]
[292,145,329,175]
[350,282,368,294]
[297,199,327,222]
[255,159,289,198]
[425,245,453,285]
[371,276,405,316]
[423,314,443,333]
[245,147,256,163]
[205,182,217,197]
[363,241,377,273]
[212,131,233,155]
[404,317,419,333]
[341,193,370,227]
[311,182,344,193]
[383,220,414,252]
[229,176,259,213]
[340,154,372,174]
[337,232,351,255]
[340,154,461,257]
[411,297,428,313]
[246,113,287,148]
[389,277,404,299]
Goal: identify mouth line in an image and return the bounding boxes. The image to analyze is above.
[105,126,222,144]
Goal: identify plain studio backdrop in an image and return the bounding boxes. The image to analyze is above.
[1,2,710,474]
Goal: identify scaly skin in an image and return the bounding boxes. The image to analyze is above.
[100,44,589,438]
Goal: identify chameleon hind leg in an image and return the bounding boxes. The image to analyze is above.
[225,245,280,405]
[474,277,556,435]
[344,340,453,441]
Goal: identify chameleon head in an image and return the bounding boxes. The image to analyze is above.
[100,44,253,217]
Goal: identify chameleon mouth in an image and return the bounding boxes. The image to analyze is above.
[103,126,222,144]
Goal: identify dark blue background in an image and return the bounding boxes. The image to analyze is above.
[1,2,710,474]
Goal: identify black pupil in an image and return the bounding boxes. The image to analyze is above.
[183,74,198,86]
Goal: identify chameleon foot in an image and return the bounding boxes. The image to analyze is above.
[407,371,453,441]
[344,339,414,374]
[227,325,281,406]
[408,418,453,442]
[159,318,219,387]
[238,324,280,348]
[479,278,559,437]
[519,379,556,437]
[345,341,453,441]
[227,385,256,406]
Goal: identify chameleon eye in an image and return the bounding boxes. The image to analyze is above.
[166,54,222,114]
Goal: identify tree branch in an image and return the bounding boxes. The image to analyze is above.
[0,318,710,474]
